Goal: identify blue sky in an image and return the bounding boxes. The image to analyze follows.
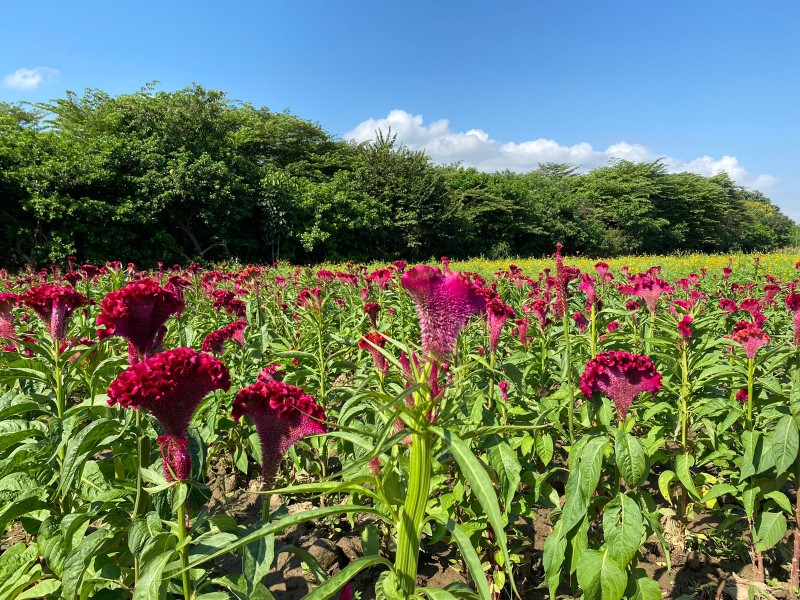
[3,1,799,220]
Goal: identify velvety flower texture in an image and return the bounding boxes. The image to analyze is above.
[401,265,486,360]
[631,275,673,314]
[202,320,248,354]
[359,332,389,376]
[0,292,18,341]
[677,314,693,340]
[786,293,800,346]
[232,368,326,481]
[96,279,185,362]
[730,321,770,359]
[485,295,515,354]
[107,348,230,480]
[364,302,381,329]
[21,284,88,342]
[579,351,663,420]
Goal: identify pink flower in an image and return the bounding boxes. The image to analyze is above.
[514,318,530,346]
[631,274,673,314]
[719,298,738,314]
[232,369,326,481]
[96,279,185,363]
[677,314,693,340]
[579,351,663,420]
[579,273,598,306]
[498,380,509,400]
[108,348,230,480]
[785,293,800,346]
[730,321,770,359]
[157,435,191,482]
[401,265,486,360]
[606,321,621,333]
[594,262,613,284]
[736,389,748,404]
[21,284,88,342]
[553,244,580,319]
[0,292,18,341]
[364,302,381,329]
[360,332,389,376]
[202,320,248,354]
[485,295,515,354]
[572,311,589,334]
[368,268,394,289]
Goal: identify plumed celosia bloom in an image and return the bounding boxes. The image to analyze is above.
[730,321,770,359]
[785,293,800,347]
[486,295,515,354]
[579,351,663,420]
[677,314,693,340]
[96,279,185,363]
[21,284,88,342]
[401,265,486,360]
[553,244,581,319]
[231,369,326,481]
[0,292,18,341]
[201,320,248,354]
[364,302,381,329]
[359,331,389,376]
[107,348,230,480]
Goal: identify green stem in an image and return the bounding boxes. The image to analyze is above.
[133,411,149,518]
[394,428,432,597]
[589,303,597,358]
[680,345,690,450]
[54,345,66,466]
[747,357,755,430]
[487,351,495,413]
[316,314,326,403]
[562,312,575,446]
[176,495,192,599]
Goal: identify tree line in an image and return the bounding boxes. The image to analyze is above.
[0,84,795,268]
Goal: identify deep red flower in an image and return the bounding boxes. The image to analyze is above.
[232,371,326,481]
[486,295,515,354]
[572,311,589,334]
[677,314,693,340]
[606,321,621,333]
[498,380,509,401]
[202,320,248,354]
[360,332,389,376]
[787,293,800,346]
[514,318,530,346]
[401,265,486,360]
[108,347,231,438]
[553,244,580,318]
[364,302,381,329]
[21,284,88,342]
[579,351,663,420]
[157,435,191,482]
[0,292,18,341]
[96,279,184,363]
[630,274,673,314]
[719,298,738,314]
[736,389,748,404]
[368,268,394,289]
[730,321,770,359]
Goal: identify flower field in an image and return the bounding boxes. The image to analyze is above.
[1,251,800,600]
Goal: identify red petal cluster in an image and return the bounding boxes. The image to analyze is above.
[96,279,184,362]
[730,321,770,359]
[787,293,800,347]
[107,347,231,437]
[21,284,88,342]
[359,331,388,376]
[201,320,248,354]
[364,302,381,329]
[579,350,662,420]
[157,435,191,482]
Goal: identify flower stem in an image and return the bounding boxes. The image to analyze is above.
[562,312,575,446]
[747,357,755,430]
[589,303,597,359]
[176,495,193,599]
[394,428,432,597]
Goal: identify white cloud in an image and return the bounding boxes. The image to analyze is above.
[2,67,60,91]
[344,109,777,193]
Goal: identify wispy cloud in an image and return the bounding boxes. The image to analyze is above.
[2,67,60,91]
[345,109,777,193]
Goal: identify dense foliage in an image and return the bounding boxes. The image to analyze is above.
[0,85,795,268]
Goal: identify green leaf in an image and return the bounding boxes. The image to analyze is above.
[702,484,737,504]
[432,516,492,600]
[362,524,380,557]
[535,432,554,465]
[133,548,174,600]
[431,427,518,597]
[764,491,793,515]
[17,579,61,599]
[303,556,393,600]
[615,430,647,488]
[561,436,608,533]
[59,418,121,497]
[770,415,799,475]
[576,548,627,600]
[754,511,787,551]
[61,528,112,600]
[487,440,521,507]
[543,520,567,600]
[627,570,661,600]
[657,470,676,505]
[675,454,702,502]
[244,532,275,593]
[603,493,644,568]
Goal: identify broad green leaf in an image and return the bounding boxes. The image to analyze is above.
[754,511,787,551]
[487,440,521,507]
[17,579,61,600]
[61,528,112,600]
[431,427,517,597]
[59,418,121,497]
[603,494,644,568]
[627,570,661,600]
[576,548,627,600]
[133,549,174,600]
[615,430,647,488]
[657,470,676,505]
[770,415,799,475]
[244,532,275,593]
[561,436,608,533]
[675,454,701,502]
[702,484,737,504]
[535,432,554,465]
[362,524,380,557]
[543,519,567,599]
[303,555,392,600]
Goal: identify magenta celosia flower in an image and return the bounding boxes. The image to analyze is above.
[607,321,621,333]
[359,332,389,376]
[595,262,613,284]
[96,279,184,363]
[526,298,551,331]
[719,298,738,314]
[486,295,515,354]
[368,268,394,289]
[579,351,663,420]
[572,311,589,334]
[736,389,748,404]
[553,244,580,319]
[677,314,693,340]
[0,293,18,341]
[579,273,598,306]
[630,275,673,314]
[202,320,248,354]
[107,348,230,480]
[393,260,408,273]
[786,293,800,346]
[21,284,88,343]
[401,265,486,360]
[231,370,326,481]
[364,302,381,329]
[498,380,509,401]
[730,321,770,359]
[156,435,191,482]
[515,318,530,346]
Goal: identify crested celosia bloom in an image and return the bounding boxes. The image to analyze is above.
[359,331,389,376]
[786,293,800,346]
[630,274,673,314]
[401,265,486,360]
[107,348,230,480]
[572,311,589,334]
[0,292,18,341]
[232,368,326,481]
[485,295,515,354]
[364,302,381,329]
[677,314,693,340]
[515,318,530,346]
[368,268,394,289]
[730,321,770,359]
[594,262,613,284]
[719,298,738,314]
[21,284,88,343]
[202,320,248,354]
[96,279,185,363]
[579,350,663,420]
